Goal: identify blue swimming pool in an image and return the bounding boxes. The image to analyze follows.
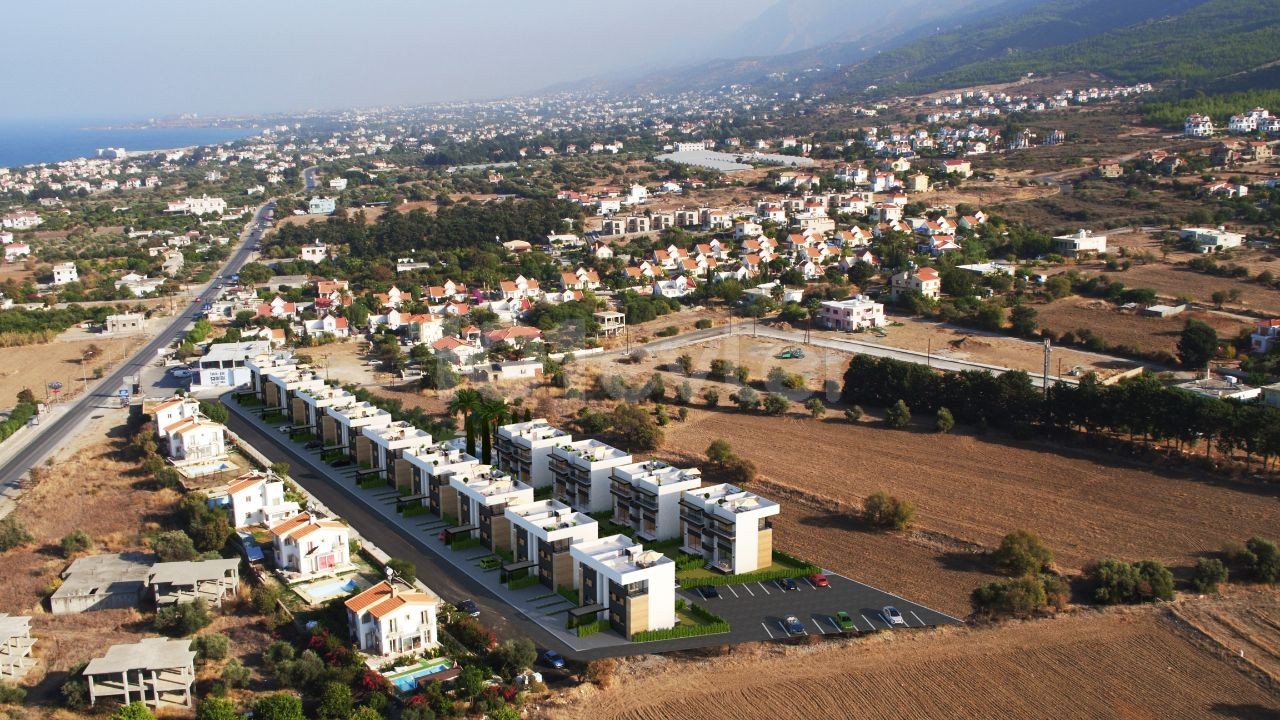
[308,578,359,599]
[388,658,454,692]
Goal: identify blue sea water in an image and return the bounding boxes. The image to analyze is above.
[0,119,261,169]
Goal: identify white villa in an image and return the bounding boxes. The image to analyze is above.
[504,500,599,591]
[495,419,571,488]
[345,579,440,659]
[269,512,351,580]
[550,439,633,513]
[609,460,702,542]
[679,483,781,575]
[570,535,675,639]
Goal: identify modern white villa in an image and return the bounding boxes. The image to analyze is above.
[570,535,676,639]
[679,483,780,574]
[449,466,533,551]
[504,499,599,591]
[609,460,702,541]
[495,419,572,488]
[550,439,633,513]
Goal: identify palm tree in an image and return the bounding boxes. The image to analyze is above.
[447,389,482,457]
[476,397,509,465]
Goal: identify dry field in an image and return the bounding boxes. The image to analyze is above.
[1036,297,1252,357]
[1171,586,1280,685]
[1112,261,1280,316]
[0,334,146,412]
[542,606,1280,720]
[656,408,1280,613]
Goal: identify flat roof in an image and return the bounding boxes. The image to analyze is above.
[53,552,153,600]
[554,438,631,465]
[84,637,196,675]
[147,558,240,586]
[202,341,270,362]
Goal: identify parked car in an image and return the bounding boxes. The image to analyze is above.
[783,615,805,635]
[304,440,322,450]
[697,586,720,600]
[457,599,480,617]
[778,577,799,592]
[539,650,566,669]
[331,458,352,467]
[168,367,193,379]
[810,573,829,588]
[835,611,856,632]
[234,531,264,563]
[882,606,906,627]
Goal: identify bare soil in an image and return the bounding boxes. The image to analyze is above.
[1037,297,1252,357]
[540,605,1280,720]
[0,334,147,412]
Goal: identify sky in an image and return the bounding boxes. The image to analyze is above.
[5,0,777,123]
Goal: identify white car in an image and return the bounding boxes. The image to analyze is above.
[169,367,193,379]
[881,606,906,627]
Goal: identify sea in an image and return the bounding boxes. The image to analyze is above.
[0,118,262,169]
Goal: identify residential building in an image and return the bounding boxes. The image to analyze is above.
[269,512,351,580]
[299,240,329,263]
[403,444,481,517]
[295,385,357,435]
[1252,319,1280,354]
[3,241,31,262]
[194,341,270,389]
[361,421,435,489]
[2,211,43,230]
[51,262,78,285]
[104,313,145,334]
[819,297,886,332]
[449,466,534,551]
[550,439,633,513]
[1174,374,1260,402]
[504,500,598,591]
[609,460,702,541]
[1185,114,1215,138]
[889,267,941,301]
[1052,229,1108,256]
[326,402,394,459]
[679,483,781,574]
[593,311,625,337]
[570,535,675,639]
[264,367,327,417]
[345,580,440,658]
[496,419,571,488]
[1181,227,1245,252]
[223,471,299,528]
[309,196,337,215]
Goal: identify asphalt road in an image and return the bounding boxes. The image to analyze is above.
[303,166,319,192]
[0,201,276,497]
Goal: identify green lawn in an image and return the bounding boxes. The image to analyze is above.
[676,553,817,586]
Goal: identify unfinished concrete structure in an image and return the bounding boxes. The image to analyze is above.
[84,637,195,709]
[0,614,35,681]
[147,559,241,607]
[50,553,153,615]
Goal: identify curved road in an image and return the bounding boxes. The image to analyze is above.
[0,201,276,504]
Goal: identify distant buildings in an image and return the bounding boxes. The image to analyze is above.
[309,196,337,215]
[819,297,887,332]
[1052,229,1108,256]
[1180,227,1244,252]
[51,262,79,285]
[1185,114,1215,138]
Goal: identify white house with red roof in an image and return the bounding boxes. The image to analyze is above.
[345,579,440,658]
[256,296,298,319]
[4,241,31,263]
[270,512,351,581]
[890,267,941,300]
[303,315,350,339]
[483,326,543,348]
[224,471,299,528]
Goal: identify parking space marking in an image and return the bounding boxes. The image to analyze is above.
[726,585,739,599]
[742,584,755,597]
[860,614,877,631]
[761,622,776,639]
[911,611,926,627]
[812,618,827,634]
[804,577,817,590]
[757,581,771,595]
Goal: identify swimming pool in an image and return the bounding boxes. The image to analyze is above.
[307,577,359,600]
[387,658,454,693]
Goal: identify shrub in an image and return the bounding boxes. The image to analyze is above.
[611,403,664,452]
[197,697,240,720]
[862,492,915,530]
[884,399,911,429]
[221,658,251,689]
[972,576,1048,617]
[112,701,156,720]
[723,456,758,485]
[643,373,665,402]
[1244,536,1280,583]
[844,406,864,422]
[316,682,353,720]
[935,407,955,433]
[152,530,198,562]
[61,661,89,709]
[734,365,750,384]
[586,658,618,688]
[805,398,826,418]
[192,633,229,661]
[762,393,790,415]
[1088,558,1174,604]
[730,386,760,410]
[0,682,26,705]
[706,439,734,465]
[488,638,537,677]
[695,318,713,329]
[676,354,694,375]
[676,380,694,404]
[253,693,305,720]
[677,406,689,422]
[709,358,733,380]
[656,325,679,337]
[387,558,417,584]
[702,387,720,407]
[252,583,284,616]
[992,530,1053,576]
[1191,557,1228,593]
[155,598,213,636]
[60,529,93,558]
[0,516,32,552]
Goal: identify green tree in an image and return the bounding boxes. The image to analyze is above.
[447,389,483,457]
[152,530,198,562]
[935,407,955,433]
[316,681,353,720]
[488,638,537,677]
[197,697,240,720]
[1243,536,1280,582]
[192,633,229,661]
[706,439,735,465]
[60,529,92,558]
[155,598,212,636]
[1177,319,1218,369]
[805,398,826,418]
[730,386,760,411]
[862,491,915,530]
[611,403,664,452]
[221,658,251,688]
[844,405,864,422]
[253,693,305,720]
[885,399,911,429]
[762,393,790,415]
[0,516,32,552]
[676,353,694,375]
[1191,557,1227,593]
[1009,305,1038,337]
[387,559,417,584]
[112,701,156,720]
[702,387,720,407]
[992,530,1053,576]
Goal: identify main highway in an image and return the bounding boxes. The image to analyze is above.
[0,201,277,501]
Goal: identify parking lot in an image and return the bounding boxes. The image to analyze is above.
[680,572,961,641]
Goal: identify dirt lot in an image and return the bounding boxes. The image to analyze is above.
[655,407,1280,615]
[1037,297,1252,357]
[0,333,148,412]
[1109,261,1280,317]
[1171,586,1280,685]
[541,605,1279,720]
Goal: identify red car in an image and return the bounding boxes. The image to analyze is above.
[810,573,829,588]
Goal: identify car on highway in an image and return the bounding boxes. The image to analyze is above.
[696,585,719,600]
[783,615,805,635]
[882,606,906,627]
[457,599,480,617]
[778,577,799,592]
[810,573,829,588]
[835,611,856,632]
[539,650,566,669]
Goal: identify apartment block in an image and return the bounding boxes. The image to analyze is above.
[570,535,675,639]
[504,500,598,591]
[609,461,702,541]
[448,466,533,551]
[246,353,298,399]
[679,483,780,574]
[403,445,481,517]
[263,367,327,416]
[325,402,394,458]
[495,419,571,488]
[294,385,357,434]
[550,439,633,513]
[362,422,435,489]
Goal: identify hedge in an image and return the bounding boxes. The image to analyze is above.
[678,552,819,588]
[632,621,730,643]
[574,619,608,637]
[0,403,36,444]
[508,575,539,591]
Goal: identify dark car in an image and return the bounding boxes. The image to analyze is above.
[779,577,799,591]
[457,599,480,617]
[697,586,720,600]
[783,615,805,635]
[331,458,352,467]
[304,440,322,450]
[539,650,566,669]
[234,531,264,563]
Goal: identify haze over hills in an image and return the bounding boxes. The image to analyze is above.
[585,0,1280,100]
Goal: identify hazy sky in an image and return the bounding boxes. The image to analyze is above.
[6,0,776,122]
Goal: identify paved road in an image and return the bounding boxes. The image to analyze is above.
[303,166,319,192]
[0,201,277,508]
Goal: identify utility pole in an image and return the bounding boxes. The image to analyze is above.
[1042,338,1051,396]
[927,338,932,368]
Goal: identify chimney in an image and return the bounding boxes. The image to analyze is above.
[389,580,399,598]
